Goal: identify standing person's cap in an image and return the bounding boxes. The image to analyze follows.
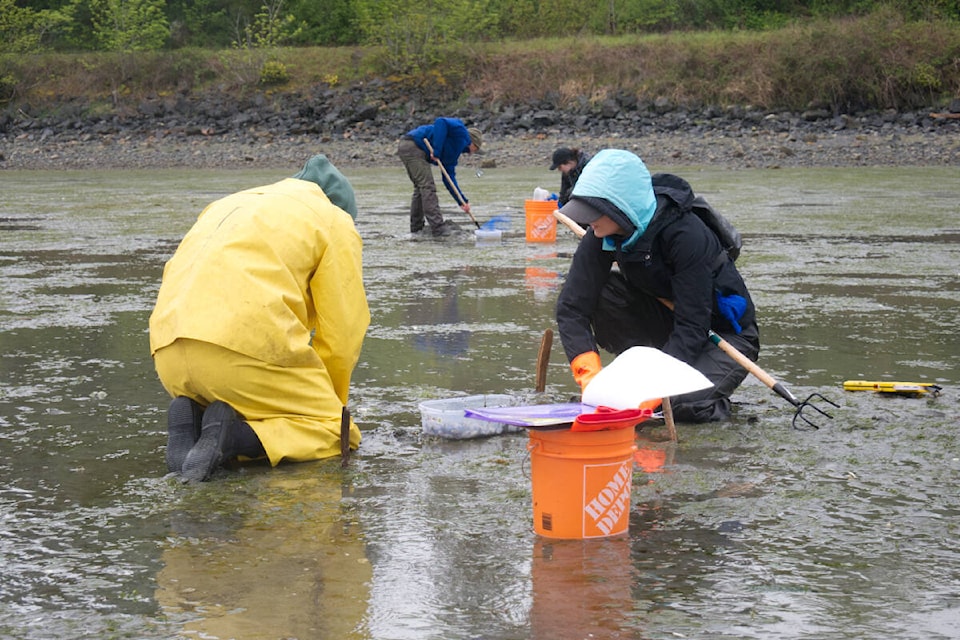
[468,127,483,150]
[550,148,576,170]
[292,154,358,219]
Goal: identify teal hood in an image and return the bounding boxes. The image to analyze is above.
[292,154,358,220]
[570,149,656,251]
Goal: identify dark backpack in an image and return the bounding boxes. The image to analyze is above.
[652,173,742,262]
[690,195,742,262]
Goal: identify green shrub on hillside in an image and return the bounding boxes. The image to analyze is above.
[259,59,289,85]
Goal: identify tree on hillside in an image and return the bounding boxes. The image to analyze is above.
[0,0,69,52]
[233,0,301,48]
[356,0,497,74]
[88,0,170,50]
[8,0,960,50]
[285,0,360,45]
[166,0,231,47]
[591,0,677,34]
[486,0,593,38]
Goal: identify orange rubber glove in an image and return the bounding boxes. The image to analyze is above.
[570,351,602,389]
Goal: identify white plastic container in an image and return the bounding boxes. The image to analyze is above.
[474,229,503,243]
[419,394,521,439]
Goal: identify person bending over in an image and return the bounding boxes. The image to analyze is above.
[150,154,369,481]
[397,117,482,236]
[555,149,760,422]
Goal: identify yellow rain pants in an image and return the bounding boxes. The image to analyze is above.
[150,177,369,465]
[154,338,361,464]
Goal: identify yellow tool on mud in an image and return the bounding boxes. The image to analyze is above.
[843,380,942,397]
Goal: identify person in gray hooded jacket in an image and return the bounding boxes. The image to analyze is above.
[555,149,760,422]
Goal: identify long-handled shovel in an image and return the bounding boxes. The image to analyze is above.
[422,138,481,229]
[554,208,838,430]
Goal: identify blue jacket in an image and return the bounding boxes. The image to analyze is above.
[407,117,472,203]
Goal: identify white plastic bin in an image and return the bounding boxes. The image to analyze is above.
[419,394,521,439]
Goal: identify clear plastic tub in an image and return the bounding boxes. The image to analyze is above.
[474,229,503,243]
[419,394,521,439]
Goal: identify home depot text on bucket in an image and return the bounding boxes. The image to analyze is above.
[584,460,633,536]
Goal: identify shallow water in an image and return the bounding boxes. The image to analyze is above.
[1,164,958,640]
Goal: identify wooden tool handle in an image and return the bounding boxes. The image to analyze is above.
[554,209,585,238]
[423,138,480,228]
[535,328,553,392]
[340,406,351,467]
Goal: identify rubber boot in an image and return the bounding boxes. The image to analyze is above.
[432,219,461,237]
[165,396,204,473]
[181,400,242,482]
[410,193,425,232]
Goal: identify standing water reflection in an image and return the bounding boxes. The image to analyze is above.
[0,165,958,639]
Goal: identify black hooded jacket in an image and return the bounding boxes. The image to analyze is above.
[557,150,592,207]
[556,174,758,365]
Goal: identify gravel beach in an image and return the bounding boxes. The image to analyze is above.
[2,101,958,171]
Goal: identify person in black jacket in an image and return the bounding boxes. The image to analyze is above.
[555,149,760,422]
[549,147,591,207]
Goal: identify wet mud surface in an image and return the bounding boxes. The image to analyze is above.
[0,166,957,639]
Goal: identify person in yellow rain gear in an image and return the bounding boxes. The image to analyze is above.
[149,154,370,482]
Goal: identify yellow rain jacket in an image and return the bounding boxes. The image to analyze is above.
[150,171,369,465]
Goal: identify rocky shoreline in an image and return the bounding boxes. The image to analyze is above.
[2,90,959,171]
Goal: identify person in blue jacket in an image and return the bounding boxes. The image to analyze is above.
[397,117,482,236]
[555,149,760,422]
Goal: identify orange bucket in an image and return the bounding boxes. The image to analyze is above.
[525,200,558,242]
[528,427,637,539]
